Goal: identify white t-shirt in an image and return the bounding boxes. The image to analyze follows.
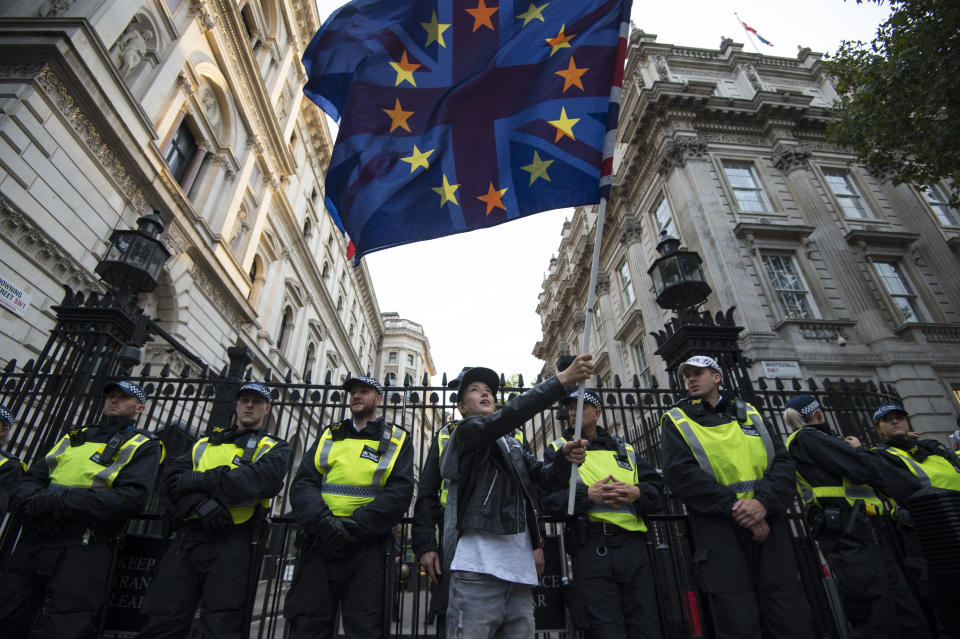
[449,529,538,586]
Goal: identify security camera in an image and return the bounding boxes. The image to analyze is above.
[836,335,847,347]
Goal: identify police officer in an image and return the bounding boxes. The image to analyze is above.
[412,373,461,634]
[0,380,164,638]
[139,381,290,639]
[543,389,665,639]
[660,355,811,639]
[285,375,414,638]
[783,394,929,639]
[869,404,960,492]
[0,405,24,513]
[865,403,960,637]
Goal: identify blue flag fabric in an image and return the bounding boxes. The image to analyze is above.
[303,0,632,262]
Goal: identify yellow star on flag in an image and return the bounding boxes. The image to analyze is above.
[422,11,451,48]
[401,145,434,172]
[522,151,553,185]
[432,174,460,206]
[466,0,499,32]
[477,182,508,214]
[545,24,575,56]
[383,99,414,133]
[516,2,548,28]
[389,50,421,87]
[548,107,579,142]
[555,57,588,92]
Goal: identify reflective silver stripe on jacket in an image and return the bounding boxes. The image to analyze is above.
[44,436,72,473]
[844,486,879,499]
[726,480,759,494]
[749,410,775,472]
[667,408,717,478]
[314,433,336,471]
[371,427,404,488]
[192,440,208,468]
[888,449,931,486]
[92,433,149,490]
[321,483,380,499]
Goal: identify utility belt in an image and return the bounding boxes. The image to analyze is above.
[28,520,121,545]
[576,519,644,546]
[805,501,877,540]
[179,504,268,538]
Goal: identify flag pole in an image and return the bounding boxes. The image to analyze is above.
[565,6,629,516]
[566,195,607,516]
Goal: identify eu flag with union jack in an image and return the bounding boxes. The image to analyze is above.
[303,0,632,261]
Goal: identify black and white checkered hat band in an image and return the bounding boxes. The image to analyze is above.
[105,381,146,404]
[0,406,13,424]
[347,376,384,395]
[799,400,820,416]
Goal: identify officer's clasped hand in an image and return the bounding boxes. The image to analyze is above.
[194,497,232,533]
[24,488,66,520]
[340,516,362,542]
[172,469,221,499]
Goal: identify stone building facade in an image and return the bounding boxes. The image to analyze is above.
[535,32,960,436]
[0,0,425,390]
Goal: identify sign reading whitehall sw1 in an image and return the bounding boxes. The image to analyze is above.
[761,360,804,379]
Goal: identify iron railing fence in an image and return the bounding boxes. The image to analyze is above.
[0,355,903,638]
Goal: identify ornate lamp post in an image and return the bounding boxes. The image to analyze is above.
[95,211,171,296]
[647,231,753,396]
[647,232,712,316]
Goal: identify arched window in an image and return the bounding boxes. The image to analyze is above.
[303,342,316,379]
[303,218,312,237]
[165,119,198,184]
[277,305,294,351]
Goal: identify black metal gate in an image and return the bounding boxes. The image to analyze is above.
[0,332,903,638]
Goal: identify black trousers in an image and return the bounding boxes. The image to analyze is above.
[819,523,930,639]
[572,531,661,639]
[284,538,389,639]
[138,526,257,639]
[690,515,812,639]
[0,535,114,639]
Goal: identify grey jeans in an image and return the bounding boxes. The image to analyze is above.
[446,570,535,639]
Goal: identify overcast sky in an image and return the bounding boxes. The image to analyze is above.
[311,0,891,384]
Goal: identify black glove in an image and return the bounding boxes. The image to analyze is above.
[312,514,349,560]
[341,517,362,542]
[194,498,232,533]
[24,489,64,520]
[169,492,207,521]
[171,469,221,500]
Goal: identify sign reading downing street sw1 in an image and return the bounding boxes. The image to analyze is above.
[0,273,30,317]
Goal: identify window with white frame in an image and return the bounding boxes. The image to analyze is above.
[723,162,771,212]
[761,254,818,319]
[873,261,926,323]
[618,261,635,308]
[388,351,397,364]
[592,303,604,342]
[922,183,959,226]
[407,354,414,366]
[651,194,676,238]
[633,339,653,387]
[823,169,869,218]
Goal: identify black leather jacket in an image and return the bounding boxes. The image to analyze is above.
[445,376,571,550]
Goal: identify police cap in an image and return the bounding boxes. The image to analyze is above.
[103,380,147,405]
